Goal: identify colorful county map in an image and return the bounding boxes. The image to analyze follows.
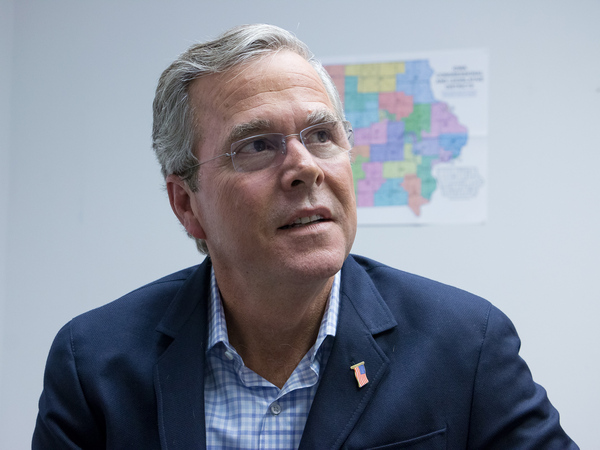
[325,50,487,224]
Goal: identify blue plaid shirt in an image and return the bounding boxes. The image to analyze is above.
[204,269,341,450]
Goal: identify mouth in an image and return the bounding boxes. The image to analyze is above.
[278,214,328,230]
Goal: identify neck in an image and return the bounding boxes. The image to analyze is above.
[213,264,335,388]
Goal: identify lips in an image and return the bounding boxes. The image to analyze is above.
[279,214,328,230]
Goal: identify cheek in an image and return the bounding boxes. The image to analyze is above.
[213,177,244,221]
[330,162,358,236]
[326,161,356,204]
[195,171,235,233]
[212,174,272,230]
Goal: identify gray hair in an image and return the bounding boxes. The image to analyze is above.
[152,24,345,254]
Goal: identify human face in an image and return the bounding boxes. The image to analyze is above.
[187,51,357,285]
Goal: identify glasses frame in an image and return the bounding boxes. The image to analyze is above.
[185,120,354,174]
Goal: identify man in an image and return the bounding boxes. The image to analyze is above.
[33,24,577,449]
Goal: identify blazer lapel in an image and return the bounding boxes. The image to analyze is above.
[154,259,212,450]
[299,256,398,449]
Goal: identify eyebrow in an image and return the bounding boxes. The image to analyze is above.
[228,118,273,143]
[227,109,339,144]
[305,110,339,126]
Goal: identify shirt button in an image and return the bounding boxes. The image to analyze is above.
[270,402,282,415]
[224,350,234,360]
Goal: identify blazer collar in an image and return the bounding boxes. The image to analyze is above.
[154,258,212,450]
[299,255,398,449]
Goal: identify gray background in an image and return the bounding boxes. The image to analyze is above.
[1,0,599,448]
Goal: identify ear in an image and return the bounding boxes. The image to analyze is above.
[166,174,207,240]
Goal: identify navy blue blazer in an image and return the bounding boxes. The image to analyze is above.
[33,255,577,449]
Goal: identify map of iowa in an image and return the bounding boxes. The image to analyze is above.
[325,61,468,216]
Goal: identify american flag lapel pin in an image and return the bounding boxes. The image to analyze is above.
[350,361,369,388]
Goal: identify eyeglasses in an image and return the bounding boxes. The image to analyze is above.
[189,120,354,173]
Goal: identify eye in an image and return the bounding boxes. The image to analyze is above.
[315,130,331,143]
[304,127,334,145]
[234,135,280,154]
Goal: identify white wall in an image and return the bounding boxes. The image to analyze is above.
[2,1,599,448]
[0,0,15,417]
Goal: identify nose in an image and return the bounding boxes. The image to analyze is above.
[279,136,324,190]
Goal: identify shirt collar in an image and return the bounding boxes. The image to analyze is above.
[206,268,341,360]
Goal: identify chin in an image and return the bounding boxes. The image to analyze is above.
[283,248,348,281]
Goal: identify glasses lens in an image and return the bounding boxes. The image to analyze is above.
[301,121,353,158]
[229,121,354,172]
[231,134,284,172]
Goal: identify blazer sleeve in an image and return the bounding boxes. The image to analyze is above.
[32,322,105,450]
[468,305,578,449]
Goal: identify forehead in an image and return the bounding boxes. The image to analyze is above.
[189,51,335,145]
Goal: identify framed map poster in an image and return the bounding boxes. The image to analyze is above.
[324,49,488,225]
